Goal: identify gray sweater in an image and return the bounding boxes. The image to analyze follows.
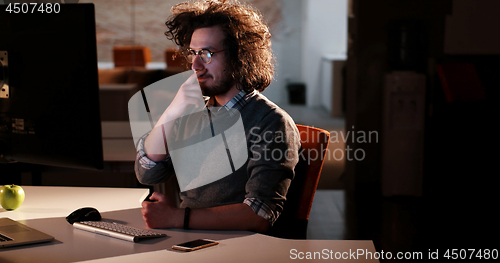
[135,92,300,221]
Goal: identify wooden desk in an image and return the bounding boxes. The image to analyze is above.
[0,187,379,262]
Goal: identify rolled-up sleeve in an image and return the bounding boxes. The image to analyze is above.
[244,110,300,225]
[134,133,175,185]
[244,198,277,225]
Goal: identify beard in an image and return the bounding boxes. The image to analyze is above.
[199,72,235,97]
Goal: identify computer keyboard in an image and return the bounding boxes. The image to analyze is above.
[73,221,167,242]
[0,233,13,242]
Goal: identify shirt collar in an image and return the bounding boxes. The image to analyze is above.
[204,89,256,113]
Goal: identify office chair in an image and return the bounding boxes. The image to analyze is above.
[113,45,151,67]
[266,124,330,239]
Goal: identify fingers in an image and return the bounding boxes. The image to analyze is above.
[157,72,204,125]
[149,192,165,202]
[141,201,157,228]
[180,73,198,89]
[142,214,155,229]
[184,71,198,85]
[180,85,203,102]
[140,192,174,229]
[173,74,204,110]
[180,72,202,94]
[141,192,163,208]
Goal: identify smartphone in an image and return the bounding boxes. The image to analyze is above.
[171,239,219,252]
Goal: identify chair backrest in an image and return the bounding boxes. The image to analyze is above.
[113,45,151,67]
[267,124,330,239]
[293,124,330,220]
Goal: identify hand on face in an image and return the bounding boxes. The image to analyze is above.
[156,71,204,127]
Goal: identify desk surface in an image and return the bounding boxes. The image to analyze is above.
[0,186,379,262]
[1,186,149,221]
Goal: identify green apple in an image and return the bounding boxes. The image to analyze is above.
[0,185,25,210]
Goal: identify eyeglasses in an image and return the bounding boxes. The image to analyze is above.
[183,48,225,64]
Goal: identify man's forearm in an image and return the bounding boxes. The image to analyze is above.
[144,124,168,162]
[158,203,269,233]
[188,203,270,233]
[143,194,270,232]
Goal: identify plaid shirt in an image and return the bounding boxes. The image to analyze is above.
[136,90,278,225]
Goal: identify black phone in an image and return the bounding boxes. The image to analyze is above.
[171,239,219,252]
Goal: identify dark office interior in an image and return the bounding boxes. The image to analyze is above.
[343,0,499,259]
[1,0,499,261]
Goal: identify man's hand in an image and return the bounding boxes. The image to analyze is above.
[141,192,183,229]
[156,72,204,127]
[144,72,204,160]
[141,192,270,232]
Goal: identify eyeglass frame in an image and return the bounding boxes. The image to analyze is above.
[183,48,226,64]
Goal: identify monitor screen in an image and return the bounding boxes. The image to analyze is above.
[0,3,103,170]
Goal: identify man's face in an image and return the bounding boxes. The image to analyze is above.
[189,26,234,97]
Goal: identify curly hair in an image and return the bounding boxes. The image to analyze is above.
[164,0,275,92]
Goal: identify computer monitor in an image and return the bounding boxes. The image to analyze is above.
[0,3,103,170]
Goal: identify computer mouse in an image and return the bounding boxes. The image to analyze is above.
[66,207,102,224]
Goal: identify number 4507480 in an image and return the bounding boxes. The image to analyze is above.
[443,249,498,260]
[5,3,61,14]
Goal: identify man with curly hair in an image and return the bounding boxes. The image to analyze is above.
[135,0,300,233]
